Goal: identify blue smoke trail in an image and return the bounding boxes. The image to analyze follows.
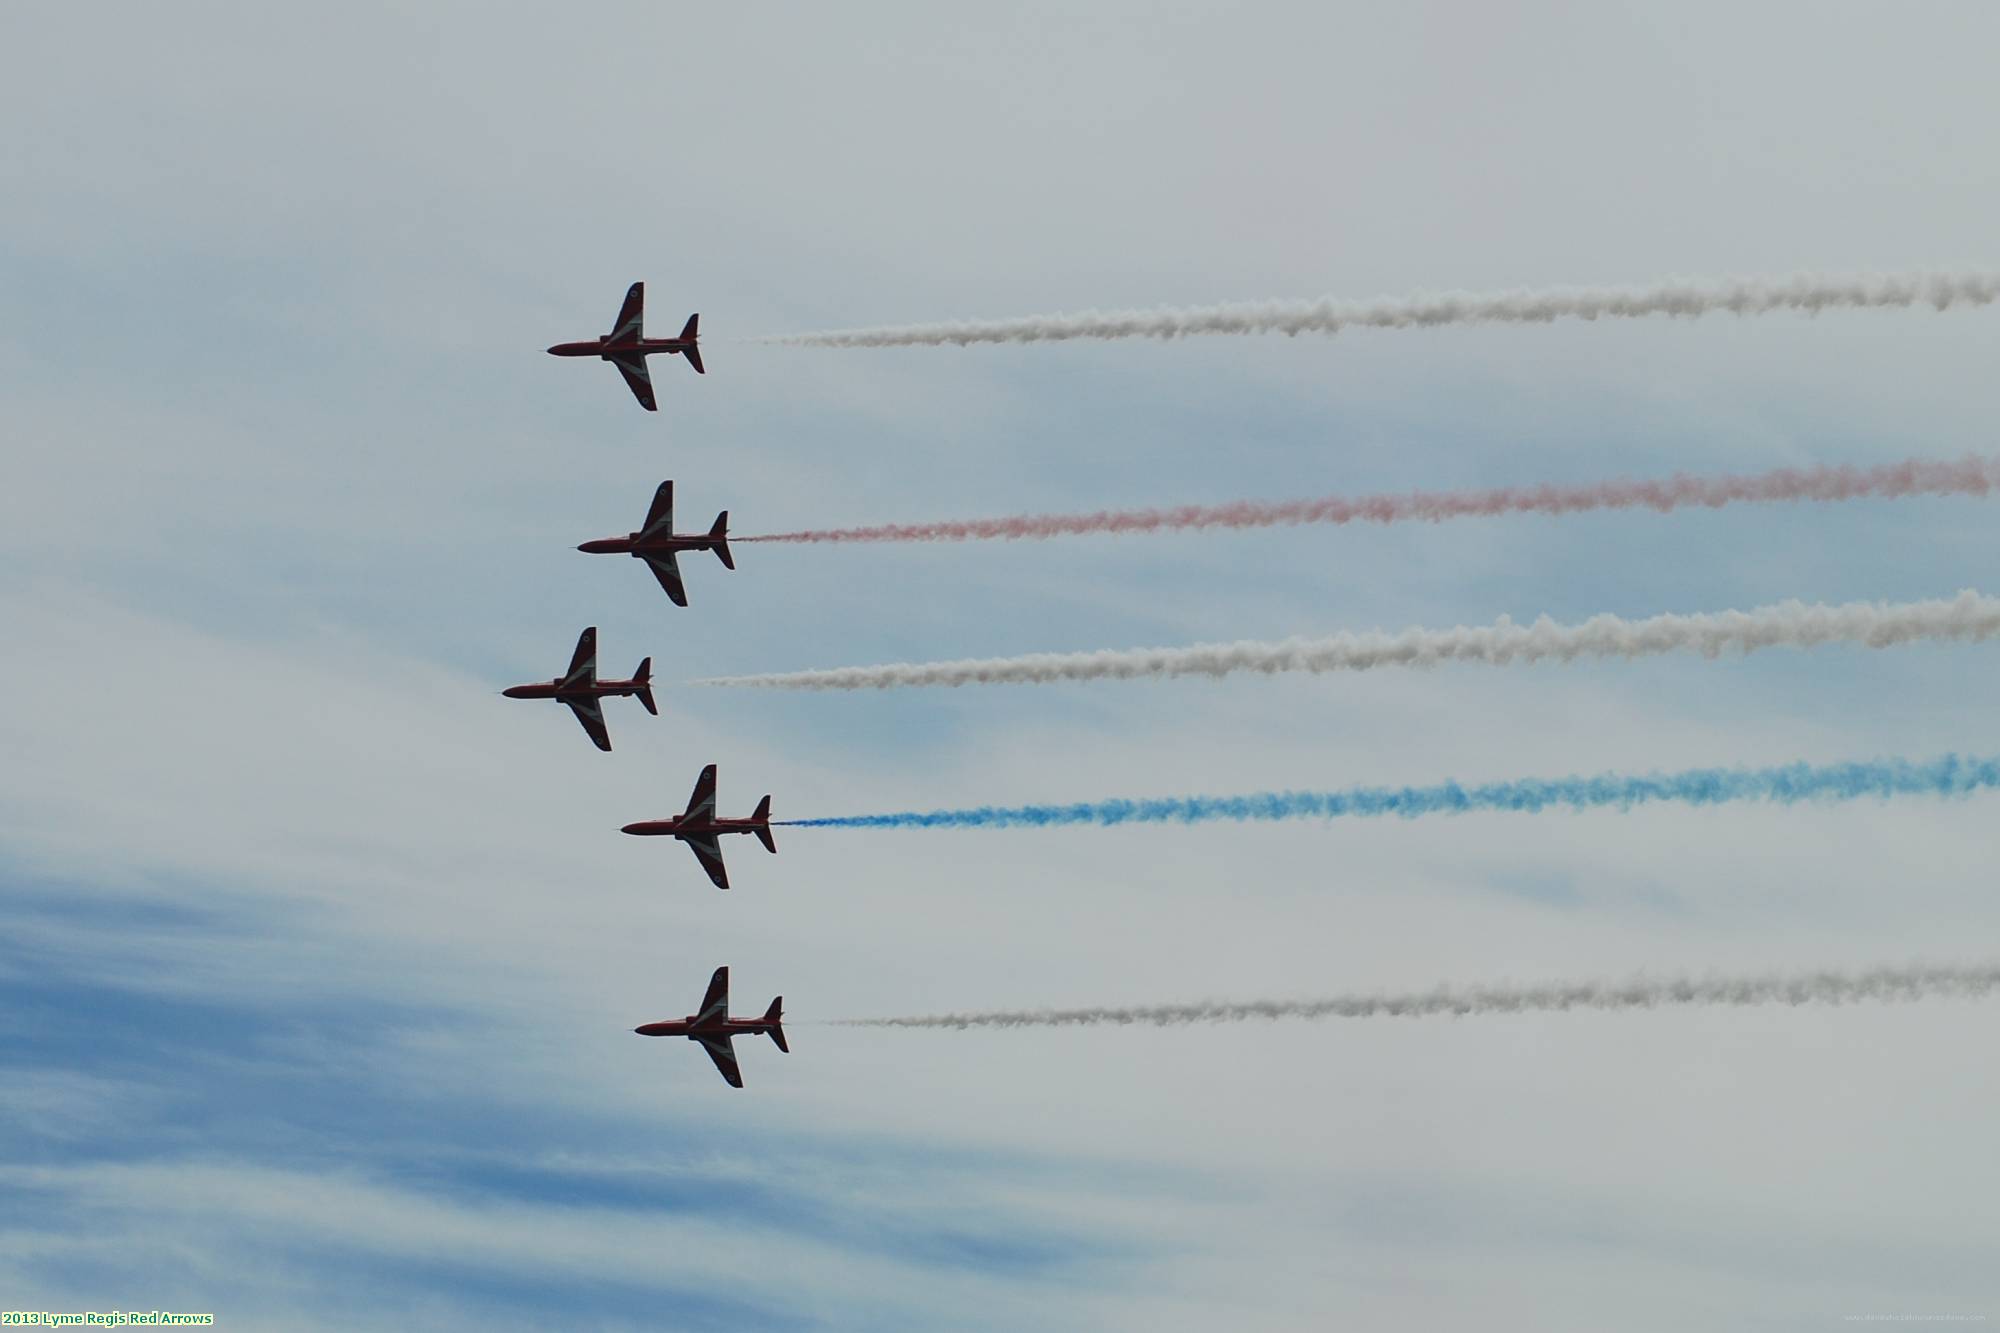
[780,753,2000,830]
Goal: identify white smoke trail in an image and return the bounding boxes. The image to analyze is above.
[832,962,2000,1030]
[740,455,2000,545]
[765,270,2000,348]
[696,589,2000,691]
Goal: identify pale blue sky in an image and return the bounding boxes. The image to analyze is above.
[6,3,2000,1327]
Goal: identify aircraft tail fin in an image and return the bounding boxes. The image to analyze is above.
[752,795,776,853]
[634,657,658,715]
[710,512,734,569]
[680,315,705,374]
[764,997,788,1053]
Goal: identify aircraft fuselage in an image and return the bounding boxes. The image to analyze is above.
[576,530,725,557]
[546,337,696,361]
[620,815,767,841]
[501,676,648,702]
[634,1016,780,1040]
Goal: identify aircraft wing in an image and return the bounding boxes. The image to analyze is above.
[564,695,613,753]
[610,281,645,342]
[561,626,598,689]
[683,834,731,890]
[609,355,657,412]
[640,480,674,540]
[696,966,730,1024]
[696,1033,743,1088]
[684,764,718,821]
[643,551,688,607]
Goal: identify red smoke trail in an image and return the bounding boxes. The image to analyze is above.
[738,455,2000,546]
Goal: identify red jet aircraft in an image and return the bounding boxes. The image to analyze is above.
[621,763,774,890]
[577,480,734,608]
[635,966,787,1088]
[546,281,703,411]
[502,627,656,752]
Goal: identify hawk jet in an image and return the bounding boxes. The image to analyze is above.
[620,763,775,890]
[578,480,734,608]
[635,966,787,1089]
[502,627,655,753]
[547,281,703,411]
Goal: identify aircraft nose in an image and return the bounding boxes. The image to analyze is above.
[545,344,562,356]
[620,822,644,835]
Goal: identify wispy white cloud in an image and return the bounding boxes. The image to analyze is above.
[0,1158,1127,1328]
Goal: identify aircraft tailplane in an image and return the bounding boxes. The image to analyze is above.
[752,796,776,853]
[680,314,705,374]
[764,997,788,1052]
[710,512,734,569]
[634,657,658,715]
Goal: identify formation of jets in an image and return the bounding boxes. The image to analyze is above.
[515,285,788,1087]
